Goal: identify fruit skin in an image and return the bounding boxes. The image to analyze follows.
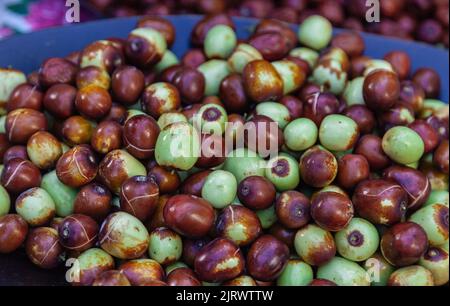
[319,114,360,152]
[98,149,147,194]
[58,214,99,253]
[335,218,380,262]
[380,222,429,267]
[56,145,98,188]
[298,15,332,50]
[363,70,400,111]
[26,131,62,170]
[419,247,449,286]
[353,179,408,226]
[310,191,354,232]
[155,122,200,171]
[166,267,201,286]
[0,185,10,216]
[337,154,370,190]
[198,59,231,96]
[223,148,266,183]
[1,158,41,195]
[382,126,425,165]
[388,266,434,286]
[92,270,131,286]
[215,205,262,247]
[98,212,150,260]
[383,165,431,211]
[317,257,371,286]
[299,146,338,188]
[276,259,314,286]
[237,176,276,211]
[15,187,56,227]
[194,238,245,283]
[265,154,300,192]
[41,170,77,217]
[223,275,257,286]
[242,60,283,103]
[25,227,63,269]
[163,194,215,239]
[74,183,112,222]
[201,170,237,209]
[284,118,318,152]
[0,214,28,254]
[123,114,160,160]
[125,28,167,68]
[364,253,395,286]
[69,248,115,286]
[294,224,336,266]
[275,191,310,230]
[119,175,159,222]
[409,203,449,247]
[247,235,290,282]
[204,25,237,59]
[148,227,182,266]
[228,43,263,74]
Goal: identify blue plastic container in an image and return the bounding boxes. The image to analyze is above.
[0,15,449,102]
[0,15,448,286]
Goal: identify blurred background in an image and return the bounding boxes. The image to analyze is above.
[0,0,448,47]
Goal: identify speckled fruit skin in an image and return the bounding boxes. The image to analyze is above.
[74,183,112,222]
[409,204,449,247]
[58,214,99,252]
[15,187,56,227]
[163,194,215,239]
[148,227,182,266]
[0,214,28,254]
[275,191,311,230]
[26,131,62,170]
[119,259,164,286]
[299,146,338,188]
[70,248,115,286]
[99,212,150,259]
[242,60,283,103]
[311,192,354,232]
[194,238,245,283]
[353,179,408,226]
[98,149,147,194]
[383,165,431,211]
[216,205,262,247]
[294,224,336,266]
[247,235,290,282]
[56,145,98,188]
[388,266,434,286]
[381,222,429,267]
[317,257,371,286]
[25,227,63,269]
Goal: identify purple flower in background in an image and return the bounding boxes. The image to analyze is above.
[26,0,67,29]
[27,0,93,30]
